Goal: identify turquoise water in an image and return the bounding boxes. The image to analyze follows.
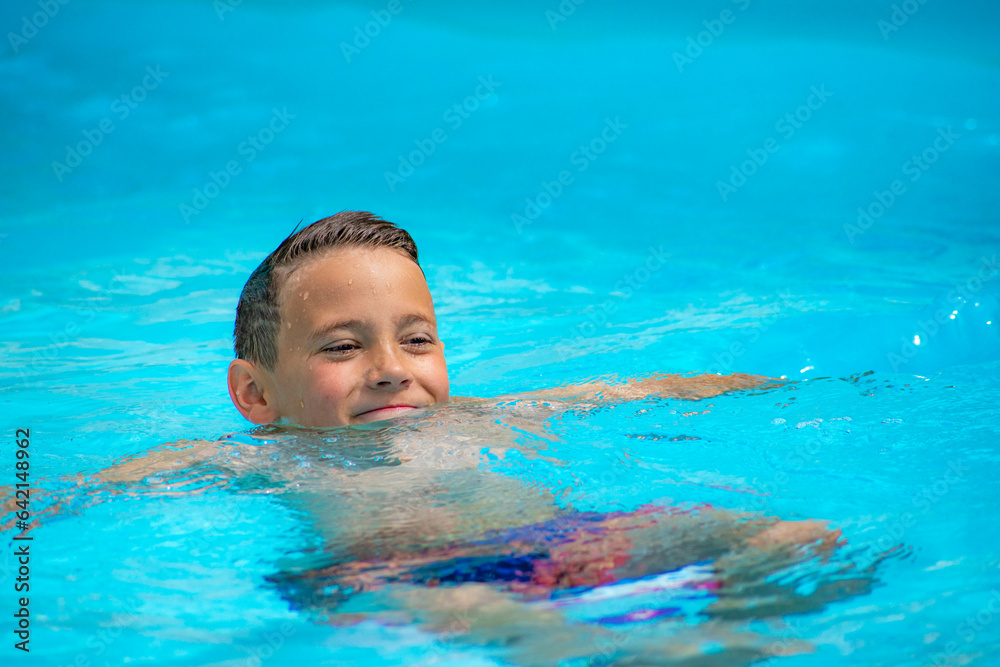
[2,0,999,664]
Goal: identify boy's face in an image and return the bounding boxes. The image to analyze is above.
[263,246,449,428]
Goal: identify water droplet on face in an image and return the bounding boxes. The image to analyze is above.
[302,291,308,300]
[348,279,353,285]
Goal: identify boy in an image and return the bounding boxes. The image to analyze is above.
[10,211,865,663]
[211,212,864,655]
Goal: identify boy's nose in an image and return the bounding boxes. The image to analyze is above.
[368,343,412,389]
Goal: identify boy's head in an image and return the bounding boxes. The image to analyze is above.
[227,211,449,428]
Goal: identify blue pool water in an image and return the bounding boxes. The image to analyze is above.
[1,0,999,664]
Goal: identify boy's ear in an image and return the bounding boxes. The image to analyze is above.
[227,359,281,424]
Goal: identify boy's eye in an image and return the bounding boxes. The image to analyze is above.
[404,336,433,346]
[320,338,433,355]
[323,343,359,354]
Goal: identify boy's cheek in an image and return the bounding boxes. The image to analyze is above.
[433,364,451,401]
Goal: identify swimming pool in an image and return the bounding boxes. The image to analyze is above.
[2,0,999,664]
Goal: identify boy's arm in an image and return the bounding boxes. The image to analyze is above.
[2,439,237,530]
[93,438,230,484]
[499,372,784,405]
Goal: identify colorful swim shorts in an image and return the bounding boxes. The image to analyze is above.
[274,505,724,623]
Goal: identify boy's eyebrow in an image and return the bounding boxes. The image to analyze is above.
[309,313,436,340]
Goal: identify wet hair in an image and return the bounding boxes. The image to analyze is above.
[234,211,420,370]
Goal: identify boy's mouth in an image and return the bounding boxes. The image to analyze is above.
[354,405,421,422]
